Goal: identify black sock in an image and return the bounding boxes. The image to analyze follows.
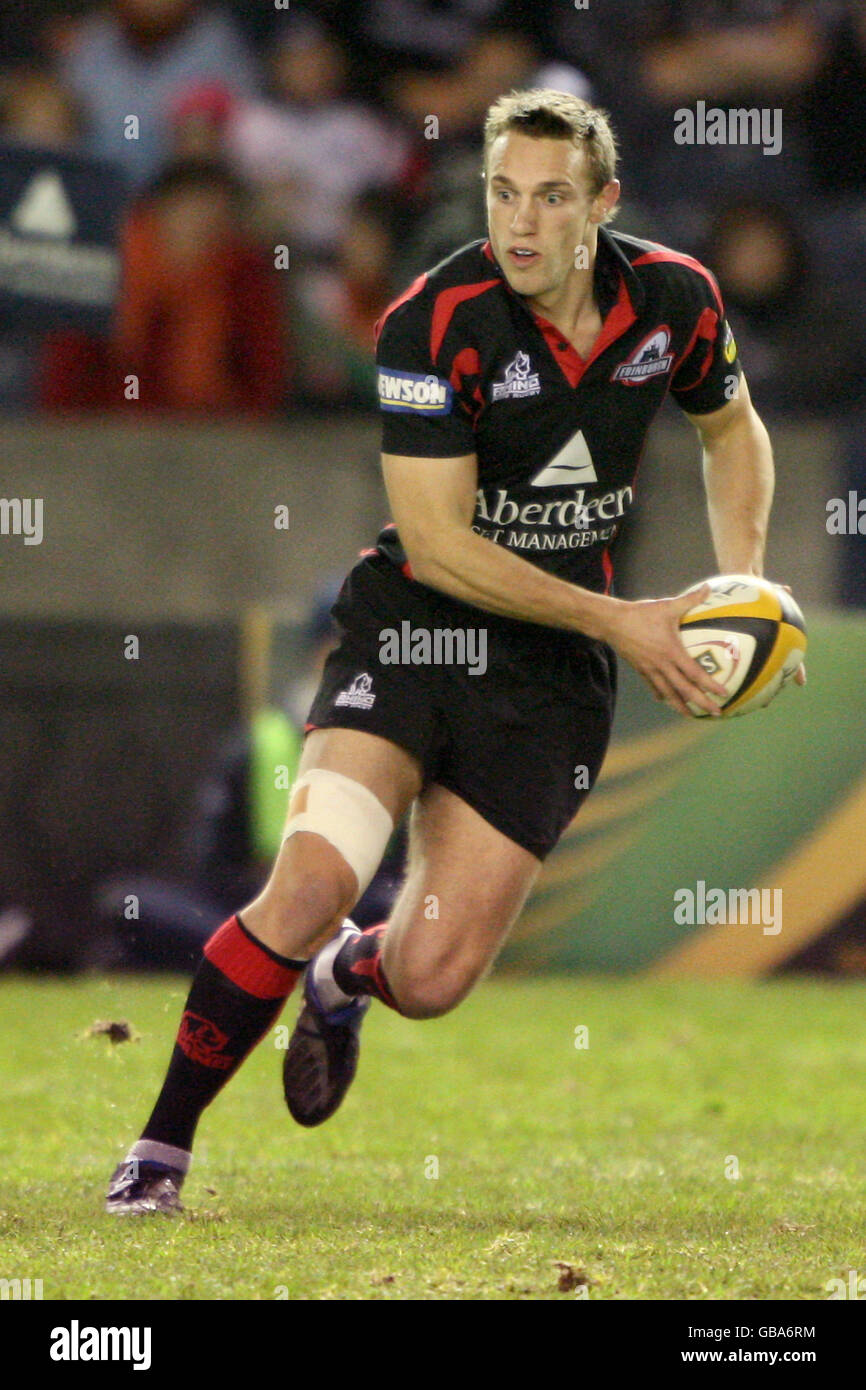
[332,923,398,1009]
[140,914,305,1154]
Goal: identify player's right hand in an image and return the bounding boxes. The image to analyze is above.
[602,585,729,718]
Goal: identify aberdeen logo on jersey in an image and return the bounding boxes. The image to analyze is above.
[378,369,453,414]
[491,350,541,402]
[335,672,376,710]
[612,326,675,384]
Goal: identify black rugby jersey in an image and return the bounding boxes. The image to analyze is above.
[373,227,741,594]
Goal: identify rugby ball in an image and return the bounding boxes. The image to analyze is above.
[678,574,806,717]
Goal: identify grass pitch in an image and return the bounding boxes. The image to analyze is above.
[1,972,864,1301]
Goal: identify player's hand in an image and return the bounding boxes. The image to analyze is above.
[602,585,729,718]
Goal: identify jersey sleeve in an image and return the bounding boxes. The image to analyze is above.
[669,267,742,416]
[376,295,477,458]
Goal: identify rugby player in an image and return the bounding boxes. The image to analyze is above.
[107,90,786,1214]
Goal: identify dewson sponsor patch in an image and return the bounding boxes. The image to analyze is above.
[377,370,453,414]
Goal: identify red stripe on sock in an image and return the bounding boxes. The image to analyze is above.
[204,916,301,1000]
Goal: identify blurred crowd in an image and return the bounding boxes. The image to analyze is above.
[1,0,865,419]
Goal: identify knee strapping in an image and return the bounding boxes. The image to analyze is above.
[283,769,394,896]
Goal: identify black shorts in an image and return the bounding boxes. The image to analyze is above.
[306,553,616,860]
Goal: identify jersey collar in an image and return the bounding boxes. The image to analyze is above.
[483,229,644,388]
[482,227,644,318]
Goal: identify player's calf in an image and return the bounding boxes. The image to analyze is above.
[314,919,486,1018]
[242,845,356,960]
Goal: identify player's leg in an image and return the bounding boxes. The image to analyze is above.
[282,782,541,1124]
[332,783,540,1016]
[240,727,421,957]
[282,628,615,1128]
[106,728,422,1214]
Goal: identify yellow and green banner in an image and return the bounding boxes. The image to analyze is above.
[506,615,866,975]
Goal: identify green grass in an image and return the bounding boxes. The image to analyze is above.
[1,972,865,1300]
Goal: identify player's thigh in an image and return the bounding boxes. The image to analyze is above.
[292,727,423,824]
[382,783,541,1012]
[244,728,423,953]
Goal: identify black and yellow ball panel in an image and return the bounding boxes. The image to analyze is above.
[680,614,778,711]
[776,585,807,636]
[725,619,805,713]
[680,585,784,627]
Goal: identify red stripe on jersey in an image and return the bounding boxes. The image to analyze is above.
[533,275,636,389]
[374,272,428,343]
[601,547,614,595]
[401,560,414,580]
[449,346,481,388]
[631,250,724,315]
[450,346,484,417]
[430,280,499,363]
[672,306,719,390]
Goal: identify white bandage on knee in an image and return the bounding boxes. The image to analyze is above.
[283,768,394,896]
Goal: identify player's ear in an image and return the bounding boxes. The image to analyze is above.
[590,179,620,225]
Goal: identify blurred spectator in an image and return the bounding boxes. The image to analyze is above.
[0,1,61,67]
[114,157,287,415]
[41,157,289,416]
[0,66,82,151]
[168,79,234,161]
[293,189,407,409]
[227,13,411,264]
[60,0,258,187]
[0,70,91,413]
[799,1,866,195]
[325,0,520,86]
[704,196,863,418]
[616,1,833,201]
[388,28,538,142]
[641,1,825,104]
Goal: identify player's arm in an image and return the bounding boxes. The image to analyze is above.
[383,451,728,716]
[684,373,774,576]
[684,374,805,686]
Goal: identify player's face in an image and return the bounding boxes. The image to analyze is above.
[486,132,605,299]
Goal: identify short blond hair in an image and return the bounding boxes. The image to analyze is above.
[483,89,619,218]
